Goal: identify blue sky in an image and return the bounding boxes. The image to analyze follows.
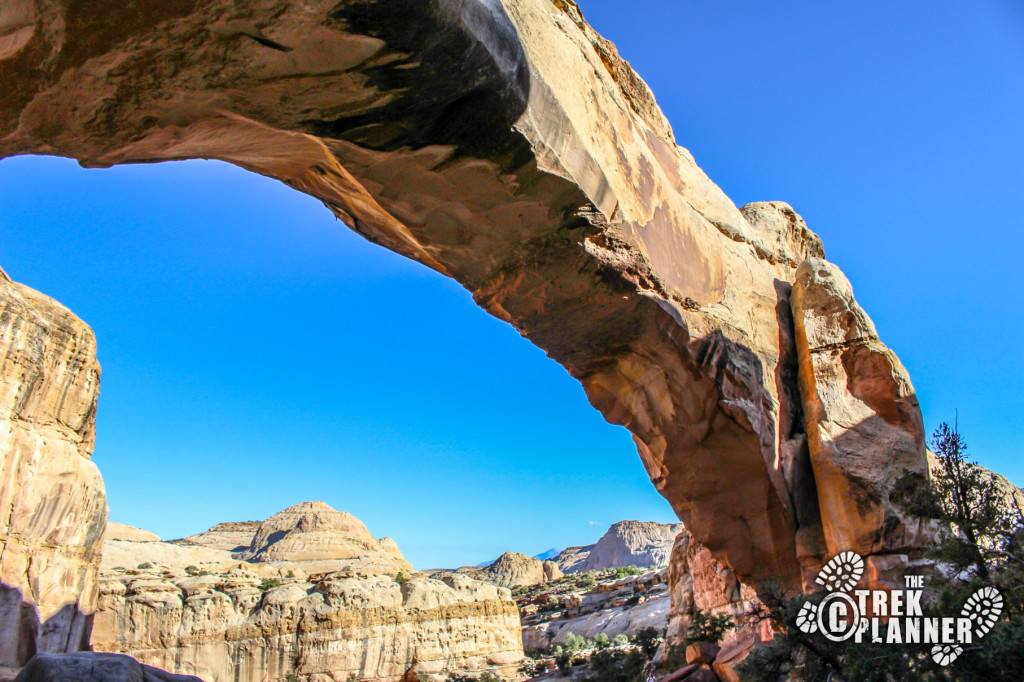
[1,1,1021,569]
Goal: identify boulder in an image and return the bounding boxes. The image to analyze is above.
[14,652,201,682]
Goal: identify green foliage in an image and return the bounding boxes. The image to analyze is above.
[593,633,611,649]
[564,632,590,653]
[394,572,409,585]
[260,578,281,591]
[613,565,645,578]
[631,627,662,660]
[577,575,597,589]
[584,649,646,682]
[136,562,152,569]
[685,610,733,645]
[613,633,630,647]
[184,564,208,577]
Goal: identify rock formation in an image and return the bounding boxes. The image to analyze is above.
[0,0,940,668]
[519,567,671,652]
[0,269,106,669]
[91,503,522,682]
[175,522,260,553]
[13,652,201,682]
[791,259,932,582]
[473,552,563,589]
[555,520,684,574]
[103,523,161,544]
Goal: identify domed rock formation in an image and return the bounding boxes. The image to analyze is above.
[556,520,684,573]
[477,552,564,589]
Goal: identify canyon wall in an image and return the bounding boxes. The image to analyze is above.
[0,270,107,669]
[91,503,523,682]
[0,0,933,666]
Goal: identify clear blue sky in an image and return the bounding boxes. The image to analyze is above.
[1,1,1021,569]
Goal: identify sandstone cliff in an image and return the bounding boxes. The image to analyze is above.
[91,503,523,682]
[555,520,684,574]
[0,270,106,669]
[176,522,260,553]
[0,0,935,599]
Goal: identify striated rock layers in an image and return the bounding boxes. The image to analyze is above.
[0,270,107,669]
[0,0,935,657]
[91,503,523,682]
[556,520,684,574]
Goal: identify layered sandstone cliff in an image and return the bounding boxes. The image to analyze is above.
[0,270,106,669]
[555,520,684,574]
[91,503,523,682]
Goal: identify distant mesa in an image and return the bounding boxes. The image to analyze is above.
[532,547,561,561]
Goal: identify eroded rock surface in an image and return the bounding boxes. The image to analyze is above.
[0,0,933,633]
[791,259,931,579]
[0,270,106,669]
[469,552,563,589]
[555,520,684,574]
[92,503,522,682]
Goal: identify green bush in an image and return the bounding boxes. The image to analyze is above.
[136,562,152,570]
[394,572,409,585]
[612,634,630,647]
[631,627,662,660]
[584,649,646,682]
[260,578,281,591]
[593,633,611,650]
[685,610,733,644]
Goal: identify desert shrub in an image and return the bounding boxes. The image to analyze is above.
[613,566,644,578]
[613,633,630,647]
[584,649,646,682]
[394,572,409,585]
[685,610,733,644]
[260,578,281,591]
[563,632,590,653]
[593,633,611,649]
[631,627,662,660]
[577,575,597,589]
[137,562,152,569]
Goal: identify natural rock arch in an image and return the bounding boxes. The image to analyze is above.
[0,0,930,664]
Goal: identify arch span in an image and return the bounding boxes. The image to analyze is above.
[0,1,930,652]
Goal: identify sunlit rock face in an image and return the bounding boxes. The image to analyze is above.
[91,504,522,682]
[0,270,107,668]
[0,0,932,657]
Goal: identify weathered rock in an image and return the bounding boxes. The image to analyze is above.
[92,504,522,681]
[0,270,106,668]
[685,641,720,665]
[14,652,201,682]
[0,0,935,624]
[478,552,561,589]
[791,259,931,564]
[519,568,671,652]
[104,523,161,544]
[712,633,757,682]
[175,522,260,553]
[666,530,760,649]
[557,520,684,573]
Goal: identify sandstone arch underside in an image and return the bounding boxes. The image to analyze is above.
[0,0,932,651]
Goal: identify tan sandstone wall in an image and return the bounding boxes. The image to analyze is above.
[0,269,107,668]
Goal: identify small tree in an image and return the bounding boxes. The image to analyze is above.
[631,627,661,660]
[685,610,733,645]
